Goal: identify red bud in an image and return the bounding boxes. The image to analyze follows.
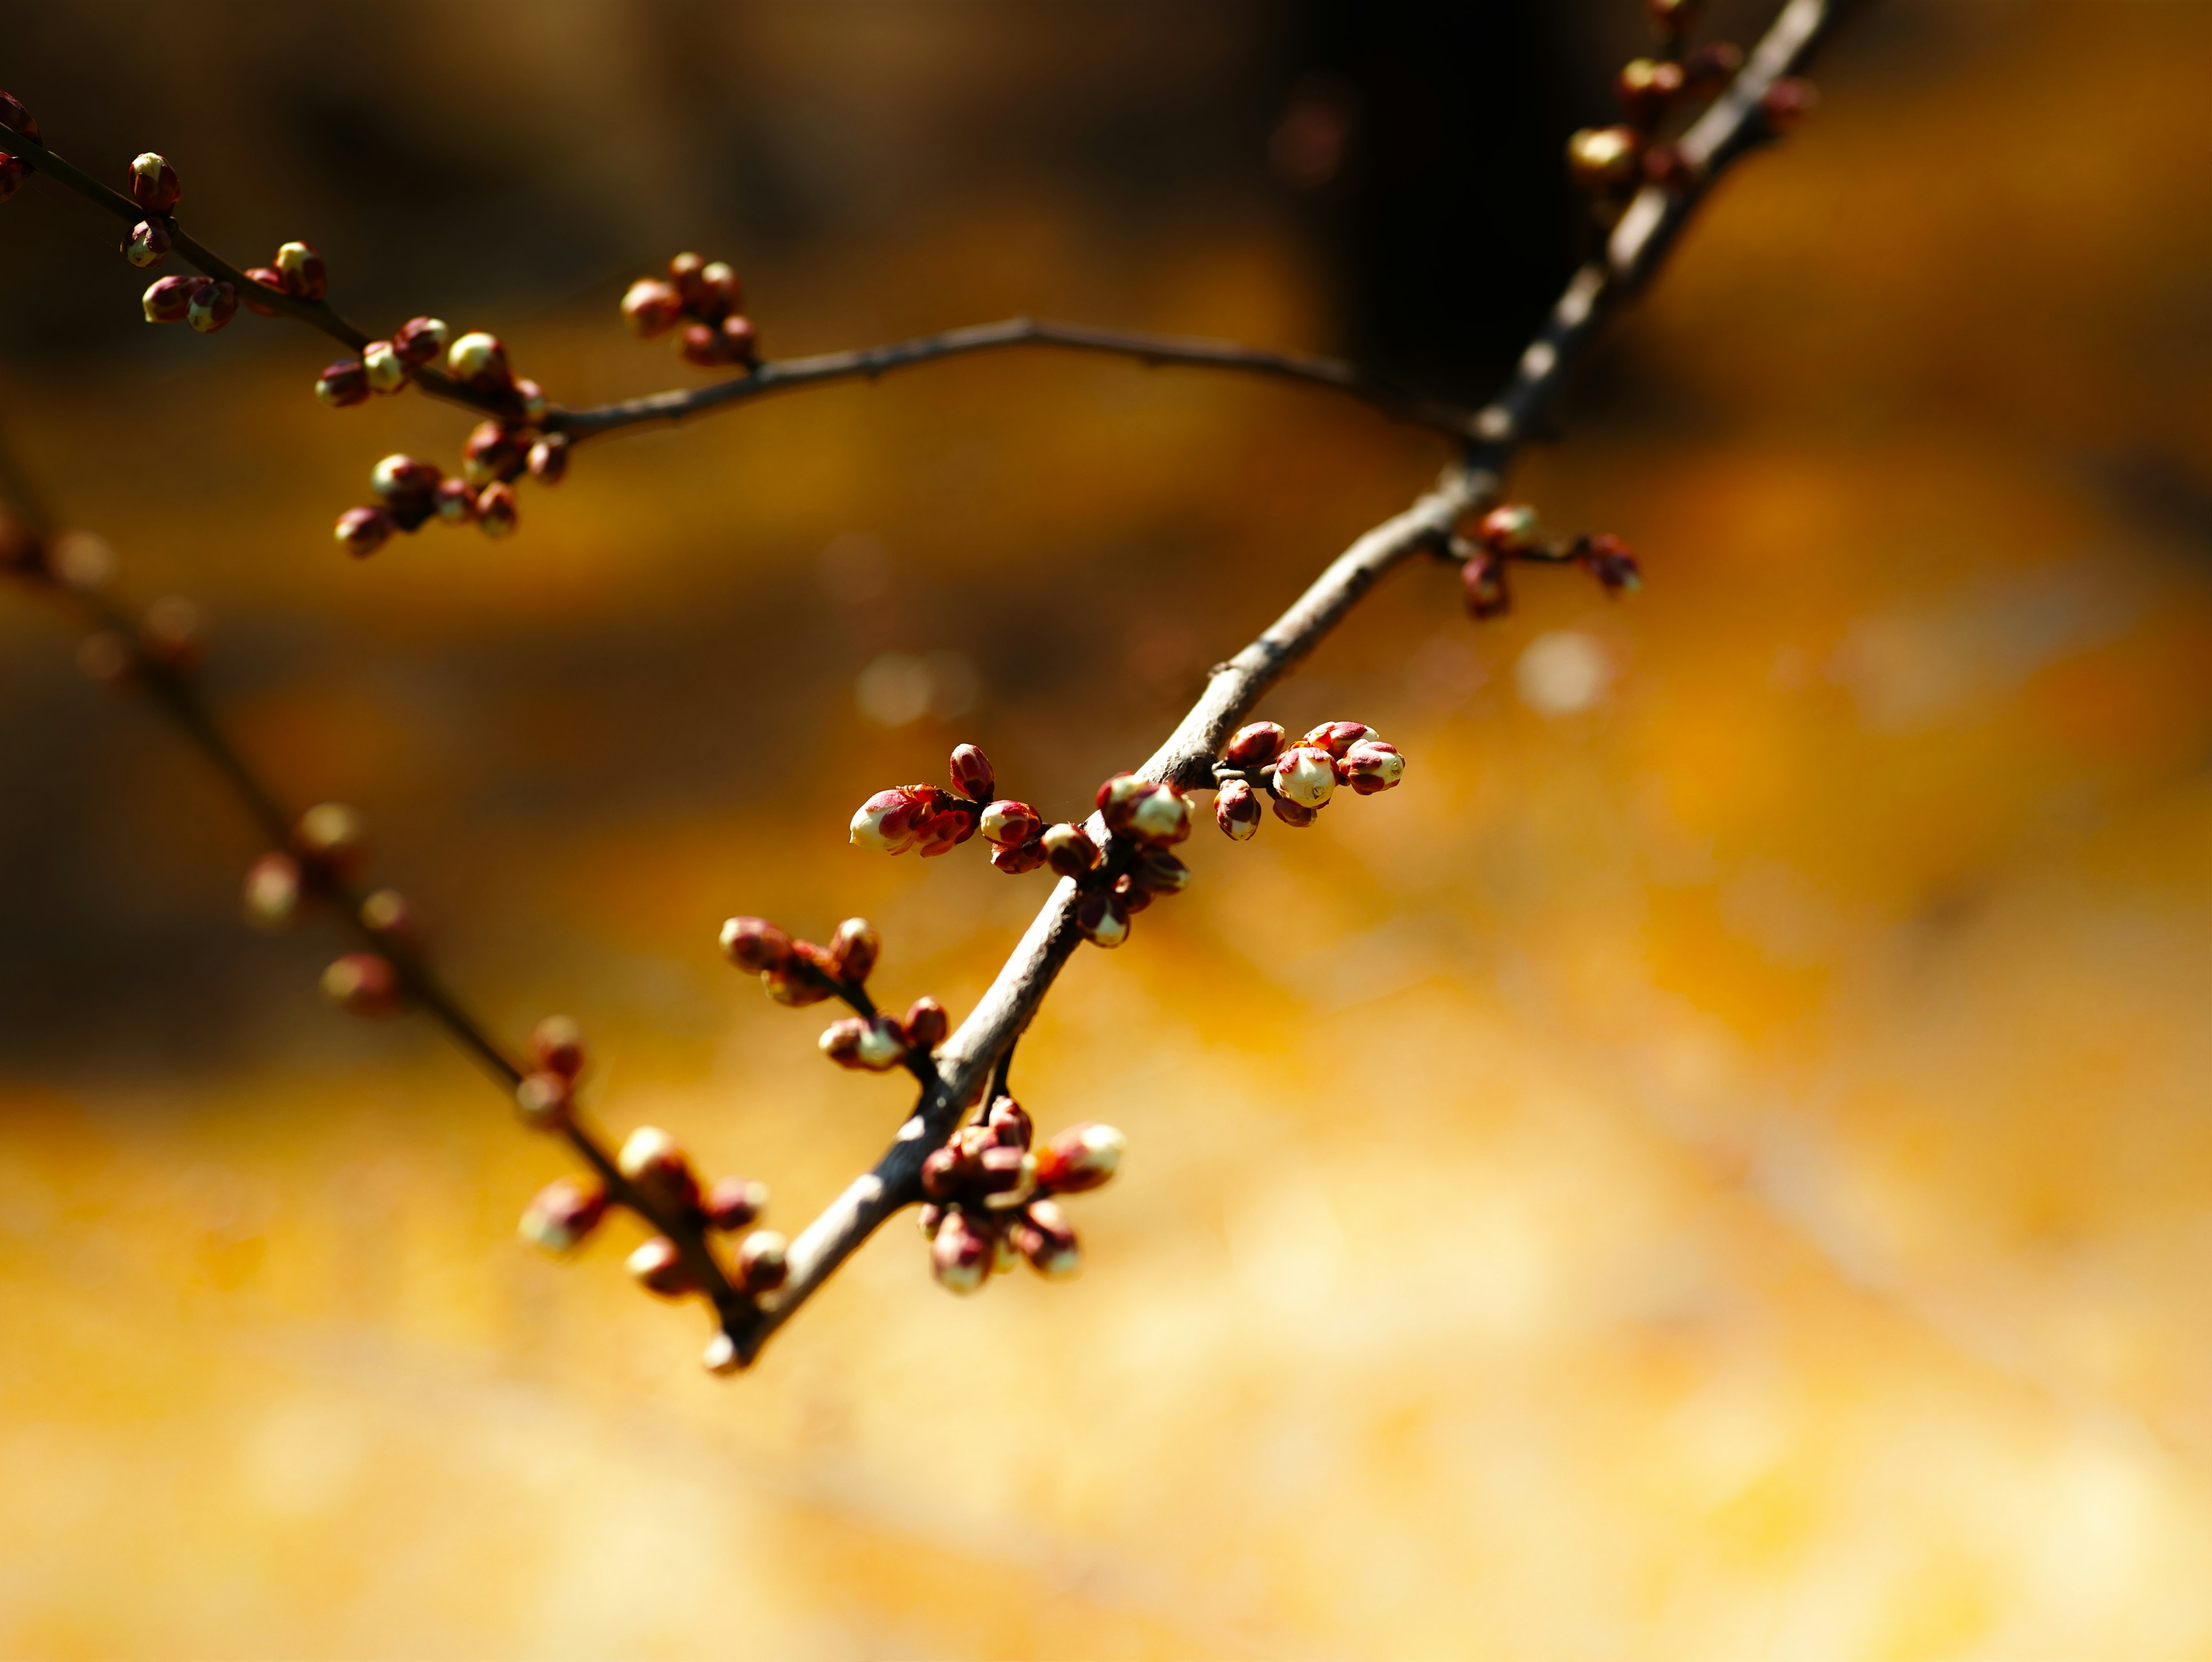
[334,505,393,557]
[719,915,791,973]
[272,240,326,301]
[321,952,400,1016]
[127,152,180,213]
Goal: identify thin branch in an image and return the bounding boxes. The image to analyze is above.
[722,0,1847,1368]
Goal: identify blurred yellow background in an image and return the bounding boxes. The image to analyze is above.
[3,2,2211,1656]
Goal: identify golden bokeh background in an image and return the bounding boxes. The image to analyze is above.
[3,2,2210,1656]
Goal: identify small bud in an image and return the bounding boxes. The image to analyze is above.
[433,479,478,524]
[902,996,948,1052]
[827,917,879,984]
[1760,77,1818,131]
[1461,551,1510,619]
[1014,1198,1082,1279]
[1580,532,1642,595]
[1041,822,1101,877]
[1035,1122,1124,1195]
[819,1014,909,1072]
[370,453,441,505]
[362,338,408,393]
[737,1231,789,1293]
[1301,721,1374,759]
[949,743,995,801]
[141,275,196,324]
[980,800,1041,849]
[1222,721,1286,768]
[1617,57,1686,124]
[1338,739,1404,795]
[1273,745,1337,810]
[514,378,547,427]
[334,505,393,558]
[0,90,40,143]
[292,801,369,880]
[476,482,518,539]
[678,323,724,368]
[990,838,1047,874]
[705,1176,768,1232]
[719,916,791,973]
[1682,41,1745,94]
[702,1332,742,1375]
[764,940,838,1006]
[181,280,236,335]
[529,1014,585,1080]
[918,1202,946,1240]
[241,851,304,930]
[1478,503,1540,554]
[315,359,368,408]
[136,595,203,670]
[976,1145,1039,1210]
[986,1094,1033,1149]
[127,152,180,213]
[626,1237,694,1298]
[618,1126,701,1213]
[622,278,683,338]
[321,952,401,1017]
[921,1145,963,1202]
[913,801,978,857]
[390,316,448,366]
[719,316,760,368]
[527,433,569,484]
[1215,778,1262,841]
[668,251,709,302]
[518,1178,607,1255]
[273,240,327,301]
[850,785,937,855]
[1095,773,1146,826]
[1131,848,1190,895]
[1271,794,1319,828]
[239,267,284,317]
[1126,783,1192,846]
[930,1208,991,1294]
[1113,872,1152,916]
[1075,890,1130,948]
[358,888,418,943]
[122,218,172,269]
[445,331,510,393]
[513,1071,572,1129]
[462,421,528,485]
[1567,125,1642,191]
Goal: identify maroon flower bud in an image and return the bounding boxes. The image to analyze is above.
[1301,721,1374,759]
[1616,57,1686,124]
[986,1094,1033,1149]
[1461,551,1511,620]
[1272,744,1337,810]
[850,786,931,855]
[361,339,408,393]
[0,156,24,204]
[1041,822,1101,877]
[1131,849,1190,895]
[1096,773,1145,825]
[291,802,369,881]
[185,280,236,335]
[913,801,978,857]
[1035,1122,1124,1195]
[1075,890,1130,948]
[621,278,684,338]
[764,940,838,1006]
[476,482,519,539]
[1215,778,1262,841]
[357,888,418,944]
[826,917,879,984]
[626,1237,694,1298]
[668,251,709,305]
[529,1014,585,1080]
[141,275,196,324]
[136,595,203,670]
[1642,143,1695,190]
[514,378,548,427]
[981,801,1042,850]
[334,505,392,558]
[527,433,569,484]
[1271,794,1319,828]
[1681,40,1744,94]
[921,1145,963,1202]
[238,267,284,317]
[719,915,791,973]
[1761,77,1818,131]
[1580,532,1642,595]
[241,851,304,930]
[1567,126,1641,191]
[462,421,528,485]
[698,262,741,321]
[930,1208,991,1294]
[433,479,478,525]
[618,1125,701,1213]
[737,1231,789,1293]
[370,453,441,506]
[678,323,725,368]
[1338,739,1405,795]
[990,837,1047,874]
[1124,782,1193,846]
[1113,872,1152,915]
[903,996,948,1051]
[445,331,510,393]
[719,316,760,369]
[1223,721,1286,768]
[826,1015,910,1072]
[513,1070,572,1129]
[315,359,368,408]
[122,218,172,269]
[948,743,995,801]
[973,1144,1038,1210]
[321,952,400,1017]
[390,316,448,366]
[127,152,180,213]
[1014,1198,1081,1279]
[706,1176,769,1232]
[1478,503,1539,554]
[272,241,326,301]
[0,90,39,143]
[702,1332,743,1375]
[518,1178,607,1254]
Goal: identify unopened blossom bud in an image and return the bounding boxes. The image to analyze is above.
[903,996,948,1051]
[914,800,978,857]
[1215,778,1262,841]
[1112,872,1152,916]
[621,277,683,338]
[1223,721,1286,768]
[321,952,401,1016]
[141,275,196,323]
[46,531,114,593]
[618,1125,701,1213]
[514,378,548,427]
[698,262,741,320]
[850,786,931,855]
[1095,773,1145,829]
[272,240,327,301]
[720,316,760,368]
[921,1145,962,1202]
[291,801,368,880]
[719,915,791,973]
[1617,56,1686,123]
[529,1014,585,1080]
[677,323,726,368]
[513,1070,572,1129]
[986,1093,1033,1148]
[518,1178,607,1255]
[1338,739,1404,795]
[1478,502,1540,554]
[764,940,838,1006]
[930,1208,991,1295]
[127,152,180,213]
[977,1146,1039,1210]
[980,799,1041,847]
[1461,551,1510,620]
[668,251,709,304]
[827,917,880,983]
[990,838,1047,874]
[1125,783,1192,846]
[948,743,995,801]
[362,338,408,393]
[1131,848,1190,895]
[315,359,368,408]
[1567,126,1641,190]
[1272,794,1319,828]
[1273,744,1337,810]
[445,331,510,392]
[1760,77,1818,131]
[462,421,528,485]
[334,505,392,557]
[819,1014,909,1072]
[241,851,304,930]
[1075,890,1130,948]
[391,315,448,366]
[918,1202,946,1240]
[122,218,172,268]
[0,90,39,143]
[476,482,519,539]
[626,1236,694,1298]
[1580,531,1642,595]
[737,1231,789,1293]
[1015,1198,1082,1279]
[1301,721,1374,759]
[357,888,418,944]
[705,1176,768,1232]
[433,479,478,525]
[527,434,569,484]
[1682,40,1745,93]
[137,595,203,670]
[1041,822,1101,877]
[370,453,441,507]
[1035,1122,1124,1195]
[0,157,24,205]
[182,279,236,334]
[235,266,282,316]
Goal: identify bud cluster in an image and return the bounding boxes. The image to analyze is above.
[622,251,760,371]
[1210,719,1404,837]
[718,913,947,1078]
[917,1095,1122,1294]
[0,90,36,202]
[1446,502,1642,622]
[236,800,431,1019]
[850,742,995,859]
